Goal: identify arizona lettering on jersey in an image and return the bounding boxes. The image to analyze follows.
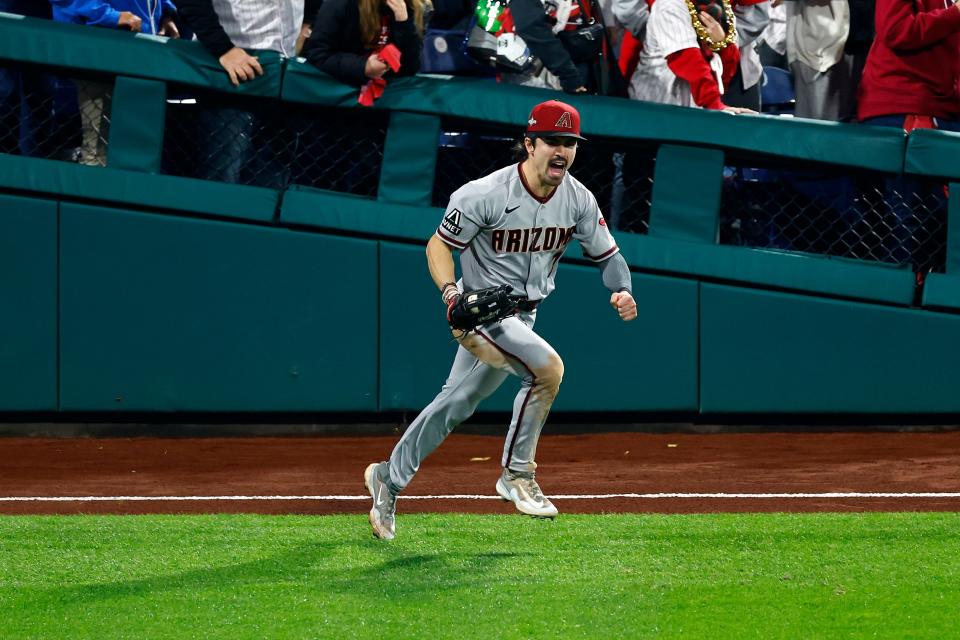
[492,226,576,253]
[434,163,618,301]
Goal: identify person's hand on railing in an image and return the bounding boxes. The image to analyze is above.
[723,106,759,115]
[219,47,265,87]
[117,11,142,32]
[365,54,390,79]
[159,15,180,39]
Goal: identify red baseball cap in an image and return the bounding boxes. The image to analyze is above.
[525,100,587,141]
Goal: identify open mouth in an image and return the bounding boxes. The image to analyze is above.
[547,158,566,179]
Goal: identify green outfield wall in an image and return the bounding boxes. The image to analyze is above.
[1,14,959,415]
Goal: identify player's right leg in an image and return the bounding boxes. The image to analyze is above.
[365,346,508,539]
[464,314,563,518]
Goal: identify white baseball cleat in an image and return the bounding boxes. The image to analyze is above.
[364,462,397,540]
[496,468,559,519]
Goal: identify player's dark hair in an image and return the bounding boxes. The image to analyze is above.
[513,135,538,161]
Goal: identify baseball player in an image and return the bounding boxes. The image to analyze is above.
[364,99,638,540]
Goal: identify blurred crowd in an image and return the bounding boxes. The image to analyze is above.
[1,0,958,205]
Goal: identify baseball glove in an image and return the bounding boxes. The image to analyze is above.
[447,284,524,331]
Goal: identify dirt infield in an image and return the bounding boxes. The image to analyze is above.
[2,431,960,515]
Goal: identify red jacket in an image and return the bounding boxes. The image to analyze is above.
[857,0,960,121]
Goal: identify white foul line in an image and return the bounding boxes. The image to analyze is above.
[2,492,960,502]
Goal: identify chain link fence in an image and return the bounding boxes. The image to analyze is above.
[162,88,387,196]
[0,66,111,164]
[434,117,655,234]
[720,154,949,273]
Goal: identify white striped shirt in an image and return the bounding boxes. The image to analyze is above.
[210,0,305,57]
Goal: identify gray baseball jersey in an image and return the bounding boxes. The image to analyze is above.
[434,163,619,301]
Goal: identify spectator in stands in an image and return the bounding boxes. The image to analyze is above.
[785,0,859,121]
[857,0,960,274]
[756,0,785,68]
[722,0,769,112]
[611,0,649,84]
[176,0,318,186]
[603,0,639,55]
[629,0,754,113]
[302,0,427,89]
[48,0,179,166]
[857,0,959,132]
[497,0,589,94]
[178,0,317,87]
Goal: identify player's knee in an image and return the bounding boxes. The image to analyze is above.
[536,356,564,393]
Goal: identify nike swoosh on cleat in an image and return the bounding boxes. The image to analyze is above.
[375,482,385,507]
[504,205,520,214]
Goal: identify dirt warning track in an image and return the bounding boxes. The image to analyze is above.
[2,432,960,515]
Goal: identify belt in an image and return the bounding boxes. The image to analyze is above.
[517,299,541,312]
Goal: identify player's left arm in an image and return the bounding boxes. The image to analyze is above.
[574,191,637,322]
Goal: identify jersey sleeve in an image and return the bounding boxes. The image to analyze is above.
[575,191,620,262]
[434,189,486,250]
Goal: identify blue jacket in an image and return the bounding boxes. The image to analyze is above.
[50,0,177,35]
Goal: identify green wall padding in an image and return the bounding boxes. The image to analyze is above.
[379,242,698,412]
[0,194,57,410]
[280,60,906,172]
[108,77,166,173]
[282,186,916,308]
[281,186,439,240]
[905,128,960,180]
[0,13,283,96]
[378,112,442,205]
[613,234,916,306]
[0,155,279,222]
[921,273,960,312]
[649,145,724,243]
[280,58,360,107]
[533,264,699,412]
[700,284,960,413]
[59,202,378,411]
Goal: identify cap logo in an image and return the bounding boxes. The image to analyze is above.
[555,111,573,129]
[528,117,537,126]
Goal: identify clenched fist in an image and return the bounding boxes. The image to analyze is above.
[610,291,637,321]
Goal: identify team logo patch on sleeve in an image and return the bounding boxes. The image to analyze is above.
[441,209,463,235]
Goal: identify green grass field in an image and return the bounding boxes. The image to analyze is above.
[1,513,959,638]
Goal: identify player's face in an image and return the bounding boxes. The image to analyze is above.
[526,136,578,187]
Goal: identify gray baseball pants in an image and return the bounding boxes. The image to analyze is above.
[387,311,564,493]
